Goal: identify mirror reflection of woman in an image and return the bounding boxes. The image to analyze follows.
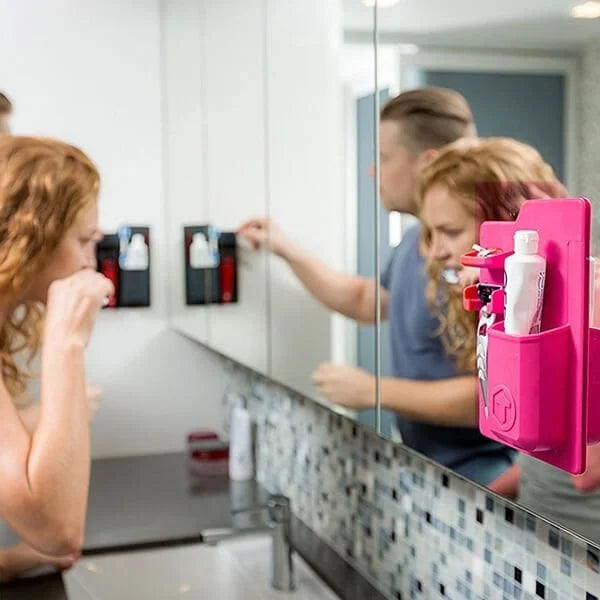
[419,136,600,542]
[240,88,520,486]
[0,136,113,581]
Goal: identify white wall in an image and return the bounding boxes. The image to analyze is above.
[0,0,227,458]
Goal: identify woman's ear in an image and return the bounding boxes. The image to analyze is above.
[417,148,439,171]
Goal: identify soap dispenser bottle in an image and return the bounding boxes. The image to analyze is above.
[124,233,149,271]
[189,232,213,269]
[228,404,254,481]
[118,226,151,307]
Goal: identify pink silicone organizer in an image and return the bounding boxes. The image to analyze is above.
[461,198,592,474]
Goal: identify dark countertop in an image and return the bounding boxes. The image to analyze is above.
[0,452,386,600]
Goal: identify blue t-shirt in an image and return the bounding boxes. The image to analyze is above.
[381,224,514,483]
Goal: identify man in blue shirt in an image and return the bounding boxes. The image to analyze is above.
[239,87,514,485]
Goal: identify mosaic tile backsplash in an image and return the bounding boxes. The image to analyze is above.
[223,361,600,600]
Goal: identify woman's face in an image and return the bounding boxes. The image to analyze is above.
[421,183,479,273]
[27,201,102,304]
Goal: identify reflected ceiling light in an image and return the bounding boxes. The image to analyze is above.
[362,0,402,7]
[571,1,600,18]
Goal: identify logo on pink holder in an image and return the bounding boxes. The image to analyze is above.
[490,386,516,432]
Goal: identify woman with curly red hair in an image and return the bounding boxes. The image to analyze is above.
[0,136,112,580]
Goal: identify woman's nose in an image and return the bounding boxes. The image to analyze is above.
[83,251,97,270]
[430,235,449,261]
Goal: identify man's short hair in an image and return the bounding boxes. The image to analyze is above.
[381,87,476,154]
[0,92,13,115]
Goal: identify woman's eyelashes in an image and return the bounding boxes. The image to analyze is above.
[439,227,463,238]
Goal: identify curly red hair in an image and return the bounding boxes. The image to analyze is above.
[417,137,567,372]
[0,136,99,398]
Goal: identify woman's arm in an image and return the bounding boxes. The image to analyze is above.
[0,270,112,557]
[18,382,102,433]
[0,542,77,583]
[0,340,88,556]
[487,463,521,499]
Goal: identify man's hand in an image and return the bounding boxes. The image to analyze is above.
[311,363,375,409]
[237,218,295,258]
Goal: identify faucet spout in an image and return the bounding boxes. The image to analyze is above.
[268,495,295,592]
[199,493,295,592]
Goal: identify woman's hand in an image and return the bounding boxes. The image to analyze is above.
[571,443,600,492]
[44,270,114,349]
[486,463,520,499]
[458,266,480,288]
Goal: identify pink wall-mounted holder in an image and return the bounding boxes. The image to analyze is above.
[461,198,592,474]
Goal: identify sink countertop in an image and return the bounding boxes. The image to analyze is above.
[63,534,342,600]
[0,452,386,600]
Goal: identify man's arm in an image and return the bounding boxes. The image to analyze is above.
[312,364,478,427]
[380,375,478,426]
[239,218,389,323]
[284,246,389,323]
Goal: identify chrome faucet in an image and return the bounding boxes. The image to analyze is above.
[200,494,295,592]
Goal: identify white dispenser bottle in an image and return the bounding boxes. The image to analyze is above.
[228,405,254,481]
[189,233,213,269]
[504,230,546,335]
[124,233,149,270]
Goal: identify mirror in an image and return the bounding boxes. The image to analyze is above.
[163,1,385,430]
[368,0,600,543]
[163,0,600,543]
[163,0,272,373]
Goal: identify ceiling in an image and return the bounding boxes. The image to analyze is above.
[343,0,600,50]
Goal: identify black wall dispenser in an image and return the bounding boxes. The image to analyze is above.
[96,225,151,308]
[184,225,238,305]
